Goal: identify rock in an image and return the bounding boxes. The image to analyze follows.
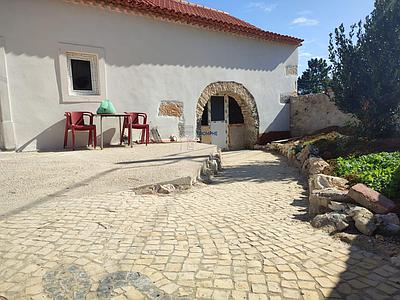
[207,159,219,175]
[313,188,351,203]
[348,184,396,214]
[213,154,223,171]
[379,224,400,236]
[157,184,176,194]
[311,212,350,233]
[309,174,349,193]
[309,192,330,217]
[375,213,400,226]
[302,157,332,175]
[309,188,352,217]
[298,144,319,166]
[328,201,350,212]
[391,256,400,267]
[347,206,377,236]
[375,213,400,236]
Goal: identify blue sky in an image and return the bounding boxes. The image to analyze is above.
[190,0,375,74]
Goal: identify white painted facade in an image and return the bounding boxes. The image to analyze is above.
[0,0,299,151]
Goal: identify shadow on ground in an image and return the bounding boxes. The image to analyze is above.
[216,151,400,299]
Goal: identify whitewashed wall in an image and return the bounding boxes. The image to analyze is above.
[0,0,298,151]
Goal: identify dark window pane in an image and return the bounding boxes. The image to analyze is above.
[201,103,209,126]
[71,59,92,91]
[211,96,225,121]
[229,97,244,124]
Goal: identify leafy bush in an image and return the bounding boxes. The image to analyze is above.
[329,0,400,138]
[334,152,400,199]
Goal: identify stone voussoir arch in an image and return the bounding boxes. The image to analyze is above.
[196,81,260,148]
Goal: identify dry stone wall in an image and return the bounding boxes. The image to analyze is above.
[290,93,356,137]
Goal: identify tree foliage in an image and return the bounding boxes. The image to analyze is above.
[297,58,331,95]
[329,0,400,138]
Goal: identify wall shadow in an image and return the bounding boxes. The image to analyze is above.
[16,120,116,152]
[216,152,400,299]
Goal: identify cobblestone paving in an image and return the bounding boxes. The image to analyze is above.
[0,151,400,300]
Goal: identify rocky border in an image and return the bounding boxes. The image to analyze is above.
[133,152,222,195]
[257,142,400,265]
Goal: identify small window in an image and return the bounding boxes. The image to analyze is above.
[71,59,92,91]
[66,52,99,96]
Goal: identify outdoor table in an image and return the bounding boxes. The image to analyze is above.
[95,113,132,150]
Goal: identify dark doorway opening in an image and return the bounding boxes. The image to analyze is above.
[229,97,244,124]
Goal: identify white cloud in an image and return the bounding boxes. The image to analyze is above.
[291,17,319,26]
[246,2,277,13]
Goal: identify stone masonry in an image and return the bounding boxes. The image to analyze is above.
[196,82,260,148]
[159,102,184,118]
[0,151,399,299]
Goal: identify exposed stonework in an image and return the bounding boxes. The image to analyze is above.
[196,81,259,148]
[285,65,298,76]
[290,93,356,137]
[158,101,184,118]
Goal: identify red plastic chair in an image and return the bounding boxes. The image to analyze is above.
[121,112,150,146]
[64,112,96,150]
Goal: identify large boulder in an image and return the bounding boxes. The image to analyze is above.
[347,206,377,236]
[311,212,350,233]
[309,174,349,193]
[348,184,396,214]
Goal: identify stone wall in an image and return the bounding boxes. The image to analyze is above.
[290,93,355,137]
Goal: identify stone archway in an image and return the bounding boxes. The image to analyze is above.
[196,81,260,148]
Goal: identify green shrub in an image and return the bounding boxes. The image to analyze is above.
[334,152,400,199]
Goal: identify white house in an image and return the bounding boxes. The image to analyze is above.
[0,0,302,151]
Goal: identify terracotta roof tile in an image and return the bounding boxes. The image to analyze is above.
[77,0,303,45]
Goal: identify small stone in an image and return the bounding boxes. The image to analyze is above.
[348,184,396,214]
[157,184,176,194]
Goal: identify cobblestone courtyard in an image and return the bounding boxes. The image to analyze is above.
[0,151,399,299]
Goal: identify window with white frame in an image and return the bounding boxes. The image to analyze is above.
[58,43,106,102]
[67,52,99,96]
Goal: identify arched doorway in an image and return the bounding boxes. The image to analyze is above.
[196,81,259,150]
